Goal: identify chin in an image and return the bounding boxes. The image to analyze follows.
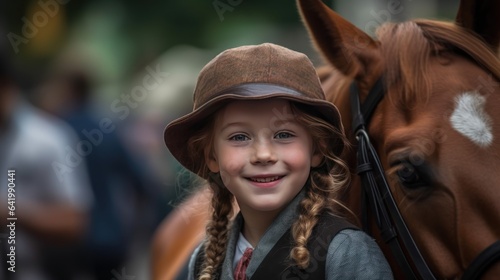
[248,199,286,212]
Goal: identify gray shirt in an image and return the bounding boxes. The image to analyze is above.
[0,102,93,280]
[188,190,393,279]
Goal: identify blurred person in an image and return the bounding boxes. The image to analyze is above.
[0,44,93,279]
[35,63,162,280]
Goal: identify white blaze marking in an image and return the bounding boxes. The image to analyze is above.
[450,92,493,147]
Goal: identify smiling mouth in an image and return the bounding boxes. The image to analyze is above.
[247,176,283,183]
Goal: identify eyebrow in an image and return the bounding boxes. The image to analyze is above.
[219,118,299,132]
[219,121,249,132]
[272,118,298,127]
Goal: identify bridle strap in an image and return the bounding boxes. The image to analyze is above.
[355,129,418,279]
[351,78,385,130]
[350,79,436,280]
[462,240,500,280]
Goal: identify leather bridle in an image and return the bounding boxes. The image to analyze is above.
[349,79,500,279]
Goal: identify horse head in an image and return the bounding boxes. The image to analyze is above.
[298,0,500,278]
[152,1,500,278]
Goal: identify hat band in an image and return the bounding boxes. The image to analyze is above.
[195,83,309,107]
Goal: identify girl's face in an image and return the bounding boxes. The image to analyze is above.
[206,99,322,214]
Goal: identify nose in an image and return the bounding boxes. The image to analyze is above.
[250,139,277,165]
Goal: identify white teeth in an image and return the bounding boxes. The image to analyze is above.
[250,176,280,183]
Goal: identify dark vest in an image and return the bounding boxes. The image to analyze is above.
[194,213,358,279]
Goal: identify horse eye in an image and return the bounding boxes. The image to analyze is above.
[396,162,426,189]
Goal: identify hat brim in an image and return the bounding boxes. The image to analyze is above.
[164,83,343,174]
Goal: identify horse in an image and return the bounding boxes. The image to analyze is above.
[151,0,500,279]
[151,187,211,280]
[297,0,500,278]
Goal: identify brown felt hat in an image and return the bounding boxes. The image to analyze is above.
[164,43,343,175]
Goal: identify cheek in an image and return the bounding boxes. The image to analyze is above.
[218,150,247,188]
[217,148,247,175]
[282,144,313,170]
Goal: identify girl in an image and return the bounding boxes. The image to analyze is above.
[164,43,393,279]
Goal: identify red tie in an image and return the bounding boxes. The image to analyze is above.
[234,247,253,280]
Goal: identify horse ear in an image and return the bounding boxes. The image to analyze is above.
[455,0,500,52]
[297,0,381,78]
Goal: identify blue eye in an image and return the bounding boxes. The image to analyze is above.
[275,132,293,139]
[229,134,249,141]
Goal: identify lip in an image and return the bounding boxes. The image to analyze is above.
[245,175,285,188]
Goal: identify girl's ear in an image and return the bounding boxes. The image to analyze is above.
[311,141,325,168]
[205,148,220,173]
[311,152,323,168]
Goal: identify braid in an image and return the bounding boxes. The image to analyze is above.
[198,180,234,280]
[290,174,329,268]
[288,102,353,269]
[186,111,236,279]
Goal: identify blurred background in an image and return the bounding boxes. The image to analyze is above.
[0,0,458,279]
